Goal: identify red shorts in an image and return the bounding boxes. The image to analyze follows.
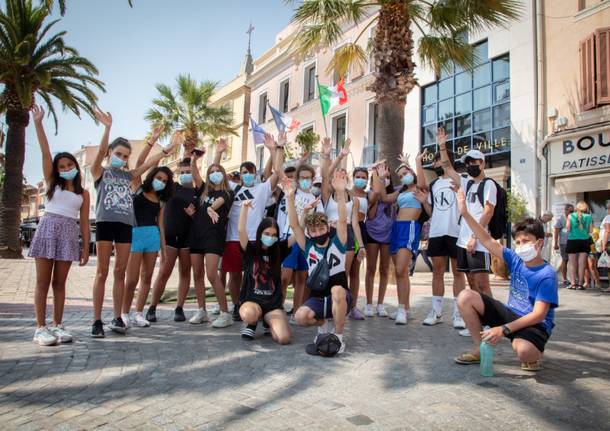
[221,241,242,273]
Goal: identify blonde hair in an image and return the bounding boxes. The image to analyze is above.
[575,200,589,229]
[201,163,230,203]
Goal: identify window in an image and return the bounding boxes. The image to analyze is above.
[304,63,316,102]
[258,92,268,123]
[256,145,265,172]
[280,79,290,113]
[332,113,347,152]
[363,102,378,165]
[580,27,610,110]
[420,41,511,165]
[578,0,586,11]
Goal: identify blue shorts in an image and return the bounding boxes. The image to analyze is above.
[390,220,421,255]
[131,226,160,253]
[303,288,352,320]
[282,243,308,271]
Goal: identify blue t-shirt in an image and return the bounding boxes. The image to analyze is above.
[502,247,558,334]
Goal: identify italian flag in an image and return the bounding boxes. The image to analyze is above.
[317,78,348,117]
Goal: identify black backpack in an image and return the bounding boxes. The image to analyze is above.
[306,245,331,294]
[465,178,507,240]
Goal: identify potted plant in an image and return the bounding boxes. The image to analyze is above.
[294,129,320,163]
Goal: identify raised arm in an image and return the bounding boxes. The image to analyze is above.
[262,132,276,182]
[456,188,503,258]
[284,176,306,250]
[414,151,428,191]
[367,190,379,220]
[238,200,253,251]
[130,136,181,179]
[320,137,333,204]
[190,148,205,190]
[31,105,53,183]
[332,171,348,246]
[372,164,399,203]
[269,131,285,189]
[330,138,350,177]
[437,127,460,186]
[136,125,165,170]
[90,109,113,182]
[213,138,226,165]
[79,190,91,267]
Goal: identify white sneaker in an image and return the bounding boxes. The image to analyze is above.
[338,340,346,355]
[189,308,209,324]
[228,303,235,313]
[363,304,374,317]
[452,314,466,329]
[33,327,58,346]
[376,304,388,317]
[120,313,132,329]
[133,312,150,328]
[395,308,407,325]
[458,328,471,337]
[211,303,220,315]
[212,311,233,328]
[422,309,442,326]
[49,324,73,343]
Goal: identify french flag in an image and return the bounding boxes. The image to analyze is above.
[268,103,301,133]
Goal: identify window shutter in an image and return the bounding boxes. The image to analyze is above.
[596,27,610,105]
[580,34,596,110]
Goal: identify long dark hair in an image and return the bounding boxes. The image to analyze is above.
[46,152,84,201]
[142,166,174,202]
[254,217,281,277]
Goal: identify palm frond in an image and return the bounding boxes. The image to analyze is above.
[418,34,474,76]
[326,42,367,77]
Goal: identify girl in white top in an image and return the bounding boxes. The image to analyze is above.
[28,105,90,346]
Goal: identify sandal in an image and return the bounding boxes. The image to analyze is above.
[521,361,542,372]
[576,284,585,290]
[567,284,576,290]
[455,352,480,365]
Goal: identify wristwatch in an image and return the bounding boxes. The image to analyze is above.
[502,325,511,337]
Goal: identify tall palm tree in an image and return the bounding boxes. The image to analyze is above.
[289,0,522,171]
[0,0,105,258]
[145,74,237,154]
[42,0,133,16]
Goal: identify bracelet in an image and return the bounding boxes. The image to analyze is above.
[162,149,170,155]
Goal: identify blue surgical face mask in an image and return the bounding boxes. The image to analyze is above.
[152,179,166,191]
[242,173,255,187]
[261,234,278,247]
[59,168,78,181]
[209,171,224,185]
[353,178,367,189]
[401,174,414,186]
[111,154,127,169]
[179,173,193,185]
[299,178,312,190]
[311,186,321,197]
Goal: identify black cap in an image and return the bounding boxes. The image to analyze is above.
[305,333,342,357]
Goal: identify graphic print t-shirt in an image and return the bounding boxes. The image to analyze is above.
[226,180,273,241]
[95,167,134,225]
[457,176,497,253]
[240,243,282,307]
[277,189,323,240]
[303,234,347,297]
[191,189,234,244]
[502,247,558,334]
[428,177,460,238]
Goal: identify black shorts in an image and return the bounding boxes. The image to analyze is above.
[566,238,591,254]
[358,221,368,247]
[165,231,190,249]
[366,236,390,246]
[190,244,225,256]
[427,235,458,258]
[456,247,490,273]
[479,294,550,353]
[96,221,132,244]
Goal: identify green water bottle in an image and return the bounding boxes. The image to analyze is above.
[480,341,494,377]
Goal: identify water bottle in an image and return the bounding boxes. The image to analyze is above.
[480,341,494,377]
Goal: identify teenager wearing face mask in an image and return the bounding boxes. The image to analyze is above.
[90,110,179,338]
[454,189,558,372]
[221,132,283,322]
[29,105,90,346]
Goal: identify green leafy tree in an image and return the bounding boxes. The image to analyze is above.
[289,0,521,173]
[295,129,319,155]
[0,0,105,258]
[507,190,529,224]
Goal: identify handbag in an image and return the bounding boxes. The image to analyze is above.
[306,245,331,293]
[598,252,610,269]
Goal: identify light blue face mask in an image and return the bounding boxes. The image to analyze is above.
[179,173,193,185]
[111,154,126,169]
[152,179,166,191]
[242,173,255,187]
[209,171,224,185]
[299,178,312,190]
[261,234,278,247]
[401,174,414,186]
[59,168,78,181]
[353,178,367,189]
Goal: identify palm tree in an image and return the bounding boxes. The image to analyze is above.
[289,0,522,171]
[145,74,237,154]
[0,0,105,258]
[42,0,133,16]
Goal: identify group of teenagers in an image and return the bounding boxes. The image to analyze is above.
[29,104,558,365]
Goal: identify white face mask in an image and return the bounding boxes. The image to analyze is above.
[515,243,538,262]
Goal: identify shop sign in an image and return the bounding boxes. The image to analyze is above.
[548,129,610,175]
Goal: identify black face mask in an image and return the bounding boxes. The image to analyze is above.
[467,165,481,178]
[434,167,444,177]
[312,232,329,246]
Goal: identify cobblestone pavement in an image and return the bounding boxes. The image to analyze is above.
[0,258,609,430]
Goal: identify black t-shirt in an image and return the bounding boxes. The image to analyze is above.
[240,242,282,307]
[164,184,203,236]
[190,189,234,242]
[133,192,160,227]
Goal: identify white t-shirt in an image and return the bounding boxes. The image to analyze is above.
[226,180,273,241]
[325,195,354,224]
[277,189,323,240]
[600,214,610,246]
[427,177,460,238]
[457,176,497,253]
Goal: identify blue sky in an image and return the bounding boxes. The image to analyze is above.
[21,0,294,183]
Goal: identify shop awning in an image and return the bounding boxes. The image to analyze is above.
[554,171,610,194]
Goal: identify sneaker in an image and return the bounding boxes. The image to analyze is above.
[458,328,471,337]
[376,304,388,317]
[33,327,58,346]
[349,308,366,320]
[211,303,220,315]
[338,340,346,355]
[389,310,397,320]
[314,320,330,343]
[422,309,442,326]
[395,308,407,325]
[189,308,209,324]
[174,306,186,322]
[133,312,150,328]
[146,305,157,323]
[241,324,257,340]
[120,313,132,329]
[232,304,242,322]
[363,304,374,317]
[49,324,73,343]
[452,314,466,329]
[212,311,233,328]
[91,320,105,338]
[228,303,235,313]
[109,317,127,334]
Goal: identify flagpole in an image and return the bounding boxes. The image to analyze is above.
[316,75,329,138]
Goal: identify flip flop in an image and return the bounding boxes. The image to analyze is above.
[521,361,542,372]
[454,352,480,365]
